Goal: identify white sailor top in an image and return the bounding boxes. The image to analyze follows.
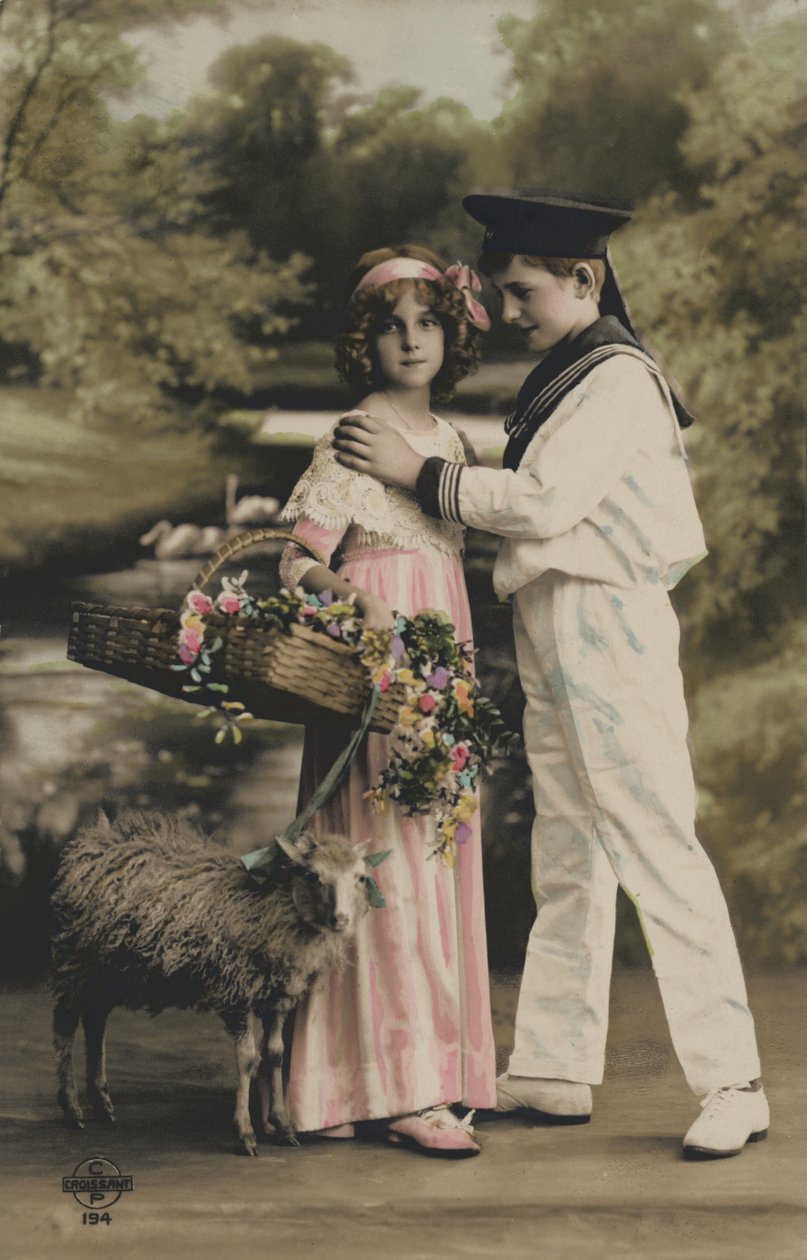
[422,349,707,600]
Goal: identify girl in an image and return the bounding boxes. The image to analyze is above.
[268,244,496,1157]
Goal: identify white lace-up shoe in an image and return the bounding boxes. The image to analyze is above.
[493,1074,592,1124]
[683,1083,769,1160]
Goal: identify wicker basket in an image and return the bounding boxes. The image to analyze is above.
[67,527,405,733]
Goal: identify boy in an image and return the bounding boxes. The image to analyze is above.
[333,192,767,1160]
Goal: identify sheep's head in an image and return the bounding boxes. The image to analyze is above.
[276,832,371,935]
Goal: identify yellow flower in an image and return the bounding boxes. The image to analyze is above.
[398,706,419,728]
[420,728,436,749]
[362,787,387,813]
[396,668,416,685]
[180,612,205,632]
[455,795,478,822]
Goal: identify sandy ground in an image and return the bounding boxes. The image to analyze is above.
[2,968,805,1260]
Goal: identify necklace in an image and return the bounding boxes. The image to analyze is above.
[380,390,434,432]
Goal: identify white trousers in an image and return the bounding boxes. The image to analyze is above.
[508,573,761,1097]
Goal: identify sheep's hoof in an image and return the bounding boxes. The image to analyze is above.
[64,1114,85,1131]
[277,1128,300,1148]
[88,1091,116,1125]
[238,1129,259,1157]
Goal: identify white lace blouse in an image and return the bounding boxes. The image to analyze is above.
[279,415,467,589]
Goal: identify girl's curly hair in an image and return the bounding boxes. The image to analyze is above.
[334,245,483,405]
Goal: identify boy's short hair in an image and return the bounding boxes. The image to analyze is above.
[479,251,606,302]
[335,244,481,404]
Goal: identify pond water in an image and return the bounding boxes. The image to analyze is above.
[0,551,305,888]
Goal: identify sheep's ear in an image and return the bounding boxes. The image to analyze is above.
[97,809,112,834]
[275,832,313,866]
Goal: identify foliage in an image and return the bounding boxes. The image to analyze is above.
[180,40,485,335]
[486,0,740,203]
[690,619,807,964]
[0,0,310,426]
[617,16,806,654]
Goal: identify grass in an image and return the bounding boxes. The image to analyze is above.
[0,342,526,578]
[0,387,234,576]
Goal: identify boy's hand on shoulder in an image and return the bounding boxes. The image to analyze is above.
[333,415,425,491]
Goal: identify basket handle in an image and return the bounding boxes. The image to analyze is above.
[191,527,328,595]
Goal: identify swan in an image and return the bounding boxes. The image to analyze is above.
[225,474,280,527]
[139,520,231,560]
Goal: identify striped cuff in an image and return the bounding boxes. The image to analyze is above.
[416,457,464,523]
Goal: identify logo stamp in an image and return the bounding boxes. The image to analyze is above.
[62,1156,134,1214]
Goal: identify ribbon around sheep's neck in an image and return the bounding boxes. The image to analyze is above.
[240,688,381,885]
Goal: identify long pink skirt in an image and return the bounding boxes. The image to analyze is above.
[286,545,497,1131]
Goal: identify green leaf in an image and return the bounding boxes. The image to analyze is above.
[365,849,392,868]
[365,875,386,909]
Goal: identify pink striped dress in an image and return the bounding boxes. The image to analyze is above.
[278,417,496,1131]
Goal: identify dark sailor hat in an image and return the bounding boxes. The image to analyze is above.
[463,189,635,332]
[463,190,632,257]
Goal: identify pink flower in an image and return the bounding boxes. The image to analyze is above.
[187,591,213,616]
[217,593,242,615]
[418,693,437,714]
[377,670,391,693]
[179,627,202,652]
[451,744,469,771]
[455,822,472,845]
[179,643,199,665]
[301,604,319,619]
[326,623,342,639]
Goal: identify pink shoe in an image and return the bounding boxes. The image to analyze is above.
[386,1106,480,1159]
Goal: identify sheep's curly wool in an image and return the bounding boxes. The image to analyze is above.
[51,811,356,1017]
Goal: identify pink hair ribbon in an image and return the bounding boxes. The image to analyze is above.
[350,256,490,330]
[443,262,491,331]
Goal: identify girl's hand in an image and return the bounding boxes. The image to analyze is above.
[355,591,396,632]
[333,415,425,491]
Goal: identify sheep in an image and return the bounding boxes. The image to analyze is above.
[51,810,370,1155]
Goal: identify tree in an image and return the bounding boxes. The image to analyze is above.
[0,0,309,425]
[616,16,806,655]
[487,0,740,204]
[181,41,484,337]
[181,37,354,264]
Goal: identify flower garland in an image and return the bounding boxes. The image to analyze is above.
[173,574,517,862]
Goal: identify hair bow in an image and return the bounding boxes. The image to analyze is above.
[443,262,491,331]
